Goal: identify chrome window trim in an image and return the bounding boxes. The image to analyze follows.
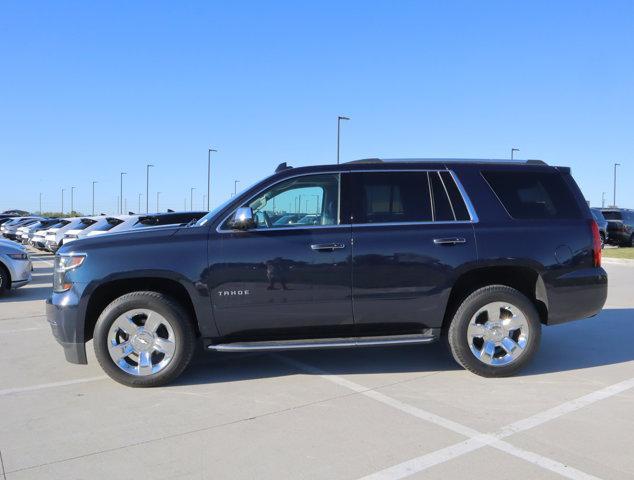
[216,168,478,233]
[449,170,479,222]
[437,171,457,221]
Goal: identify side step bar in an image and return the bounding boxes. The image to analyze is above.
[207,332,439,352]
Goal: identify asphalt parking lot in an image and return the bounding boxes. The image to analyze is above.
[0,252,633,480]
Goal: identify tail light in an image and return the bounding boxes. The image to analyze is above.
[590,220,601,267]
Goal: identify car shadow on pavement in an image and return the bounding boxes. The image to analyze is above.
[521,307,634,375]
[0,285,51,303]
[173,308,634,386]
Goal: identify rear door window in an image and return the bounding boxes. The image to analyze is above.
[351,172,432,224]
[483,170,581,219]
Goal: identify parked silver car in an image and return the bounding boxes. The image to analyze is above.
[0,239,32,294]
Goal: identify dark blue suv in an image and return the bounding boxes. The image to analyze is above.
[47,159,607,387]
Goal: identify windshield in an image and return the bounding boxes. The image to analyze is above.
[602,211,622,220]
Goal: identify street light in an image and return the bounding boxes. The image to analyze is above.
[337,116,350,164]
[511,148,519,160]
[120,172,127,214]
[207,148,217,210]
[190,187,196,211]
[602,192,606,208]
[71,186,76,214]
[613,163,620,207]
[92,181,98,216]
[146,164,154,213]
[61,188,65,215]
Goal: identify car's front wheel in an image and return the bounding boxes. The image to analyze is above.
[93,291,196,387]
[446,285,541,377]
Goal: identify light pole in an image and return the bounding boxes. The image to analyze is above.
[92,181,97,215]
[234,180,240,196]
[156,192,161,212]
[71,186,76,214]
[601,192,606,208]
[146,164,154,213]
[613,163,620,207]
[120,172,127,214]
[207,148,217,210]
[337,116,350,164]
[190,187,196,211]
[138,193,142,214]
[511,148,519,160]
[61,188,65,215]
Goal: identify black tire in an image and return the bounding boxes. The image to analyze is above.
[600,233,605,250]
[0,265,9,295]
[93,291,196,387]
[446,285,541,377]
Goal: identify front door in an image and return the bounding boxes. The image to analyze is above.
[208,173,353,341]
[349,170,478,335]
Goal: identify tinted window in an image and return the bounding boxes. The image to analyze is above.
[440,172,470,221]
[483,170,581,219]
[228,174,340,229]
[601,210,621,220]
[430,172,454,221]
[352,172,432,224]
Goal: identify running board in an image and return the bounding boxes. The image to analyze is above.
[207,333,439,352]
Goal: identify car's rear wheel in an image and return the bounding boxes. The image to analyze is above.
[93,291,196,387]
[600,233,605,249]
[447,285,541,377]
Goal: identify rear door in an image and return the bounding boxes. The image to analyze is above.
[349,169,478,335]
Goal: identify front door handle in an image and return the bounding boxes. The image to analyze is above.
[311,243,346,251]
[433,237,466,245]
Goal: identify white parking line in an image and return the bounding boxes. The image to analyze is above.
[277,355,628,480]
[0,376,107,397]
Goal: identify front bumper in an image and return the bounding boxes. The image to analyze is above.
[46,287,88,364]
[45,239,60,252]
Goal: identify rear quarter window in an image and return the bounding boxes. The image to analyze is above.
[482,170,581,220]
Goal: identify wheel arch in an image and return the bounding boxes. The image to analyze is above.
[443,265,548,329]
[84,276,201,343]
[0,259,11,288]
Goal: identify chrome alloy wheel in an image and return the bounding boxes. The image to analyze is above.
[467,302,529,366]
[107,309,176,376]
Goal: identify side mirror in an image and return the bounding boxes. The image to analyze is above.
[230,207,256,230]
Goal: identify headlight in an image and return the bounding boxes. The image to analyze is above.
[7,253,28,260]
[53,254,86,293]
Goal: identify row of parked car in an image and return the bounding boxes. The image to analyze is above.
[591,207,634,247]
[0,210,208,294]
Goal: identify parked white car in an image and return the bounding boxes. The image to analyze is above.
[63,215,129,244]
[44,218,84,252]
[0,238,31,294]
[60,216,106,245]
[32,220,70,249]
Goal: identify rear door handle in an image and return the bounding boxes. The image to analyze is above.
[433,237,466,245]
[311,243,346,251]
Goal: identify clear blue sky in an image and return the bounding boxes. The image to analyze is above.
[1,0,632,214]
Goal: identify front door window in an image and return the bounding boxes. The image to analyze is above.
[246,174,340,229]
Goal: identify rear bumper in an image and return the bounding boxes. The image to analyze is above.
[545,267,608,325]
[46,289,88,364]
